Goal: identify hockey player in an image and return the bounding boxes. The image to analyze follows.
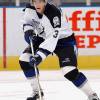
[19,0,100,100]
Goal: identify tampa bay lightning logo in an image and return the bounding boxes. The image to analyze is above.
[38,25,45,34]
[32,19,40,25]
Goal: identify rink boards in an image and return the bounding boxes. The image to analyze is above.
[0,55,100,70]
[0,7,100,70]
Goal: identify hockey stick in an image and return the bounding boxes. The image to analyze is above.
[29,36,43,100]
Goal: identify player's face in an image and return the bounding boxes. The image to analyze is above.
[32,0,46,14]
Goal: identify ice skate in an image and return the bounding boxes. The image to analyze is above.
[88,93,100,100]
[27,91,44,100]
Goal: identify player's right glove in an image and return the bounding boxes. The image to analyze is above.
[24,30,37,44]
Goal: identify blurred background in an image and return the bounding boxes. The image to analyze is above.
[0,0,100,6]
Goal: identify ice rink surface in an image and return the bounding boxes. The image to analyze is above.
[0,70,100,100]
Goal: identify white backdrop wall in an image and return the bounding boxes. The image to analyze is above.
[6,8,27,56]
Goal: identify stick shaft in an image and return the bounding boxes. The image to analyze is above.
[29,37,42,100]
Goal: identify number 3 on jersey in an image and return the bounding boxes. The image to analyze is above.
[53,30,59,38]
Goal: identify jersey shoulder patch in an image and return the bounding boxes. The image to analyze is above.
[53,16,60,27]
[44,3,61,28]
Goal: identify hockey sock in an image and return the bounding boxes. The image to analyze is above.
[28,77,41,94]
[79,80,94,96]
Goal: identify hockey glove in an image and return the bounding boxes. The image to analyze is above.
[29,54,42,67]
[24,30,37,44]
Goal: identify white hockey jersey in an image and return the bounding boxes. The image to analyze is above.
[22,3,73,52]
